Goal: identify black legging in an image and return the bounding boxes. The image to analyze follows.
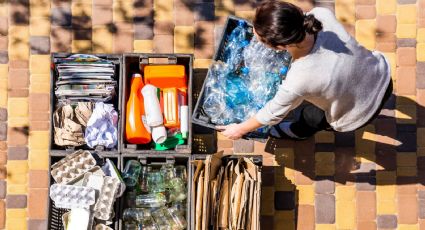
[288,80,393,138]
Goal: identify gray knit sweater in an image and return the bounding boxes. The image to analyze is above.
[255,7,391,132]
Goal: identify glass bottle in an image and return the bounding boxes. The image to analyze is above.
[139,165,152,193]
[174,166,187,184]
[135,193,166,208]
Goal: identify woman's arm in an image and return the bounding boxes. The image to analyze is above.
[216,117,263,140]
[218,84,304,140]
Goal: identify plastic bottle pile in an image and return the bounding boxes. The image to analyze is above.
[49,150,125,230]
[122,160,188,230]
[202,20,292,128]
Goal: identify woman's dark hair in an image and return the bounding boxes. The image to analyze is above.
[253,0,323,48]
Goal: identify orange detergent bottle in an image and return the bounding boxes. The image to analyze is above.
[126,73,152,144]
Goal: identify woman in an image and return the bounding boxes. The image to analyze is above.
[218,0,392,140]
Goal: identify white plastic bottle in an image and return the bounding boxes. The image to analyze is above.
[141,84,167,144]
[141,84,163,127]
[180,105,189,139]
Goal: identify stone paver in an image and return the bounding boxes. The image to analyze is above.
[0,0,423,228]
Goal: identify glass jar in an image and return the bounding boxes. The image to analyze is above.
[135,193,166,208]
[147,171,165,193]
[122,160,142,189]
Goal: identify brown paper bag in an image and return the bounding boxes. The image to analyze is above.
[213,167,224,229]
[192,160,204,230]
[218,160,233,228]
[230,159,245,229]
[202,152,223,230]
[210,179,217,225]
[237,169,252,229]
[196,170,205,230]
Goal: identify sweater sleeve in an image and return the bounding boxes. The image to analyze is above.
[255,85,304,125]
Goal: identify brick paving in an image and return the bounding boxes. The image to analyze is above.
[0,0,424,229]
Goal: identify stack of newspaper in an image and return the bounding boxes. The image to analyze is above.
[54,54,117,103]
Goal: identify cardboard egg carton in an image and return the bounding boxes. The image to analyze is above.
[102,158,126,197]
[72,166,105,186]
[51,150,97,184]
[93,176,120,220]
[50,184,96,209]
[63,212,113,230]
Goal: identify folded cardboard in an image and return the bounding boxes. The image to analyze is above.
[192,152,261,230]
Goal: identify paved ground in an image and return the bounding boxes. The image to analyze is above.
[0,0,424,229]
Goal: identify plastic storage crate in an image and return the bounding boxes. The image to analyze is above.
[191,69,218,155]
[118,154,192,230]
[192,16,269,139]
[121,54,193,154]
[49,53,123,155]
[190,154,262,230]
[47,152,121,230]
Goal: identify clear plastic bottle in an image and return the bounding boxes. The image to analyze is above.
[224,20,250,70]
[223,20,248,61]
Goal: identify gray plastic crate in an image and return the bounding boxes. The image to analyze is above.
[121,53,193,155]
[119,154,192,230]
[47,152,121,230]
[49,53,123,155]
[189,154,263,230]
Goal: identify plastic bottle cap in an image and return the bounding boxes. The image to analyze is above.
[151,126,167,144]
[241,67,250,75]
[280,66,288,75]
[241,40,249,47]
[133,73,141,78]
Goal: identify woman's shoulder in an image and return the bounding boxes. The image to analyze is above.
[308,7,336,21]
[309,7,352,43]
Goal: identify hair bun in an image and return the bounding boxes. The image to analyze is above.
[304,14,323,35]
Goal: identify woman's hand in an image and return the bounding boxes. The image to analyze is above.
[216,123,247,140]
[217,117,264,140]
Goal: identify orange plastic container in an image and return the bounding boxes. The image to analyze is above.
[144,65,187,89]
[125,74,152,144]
